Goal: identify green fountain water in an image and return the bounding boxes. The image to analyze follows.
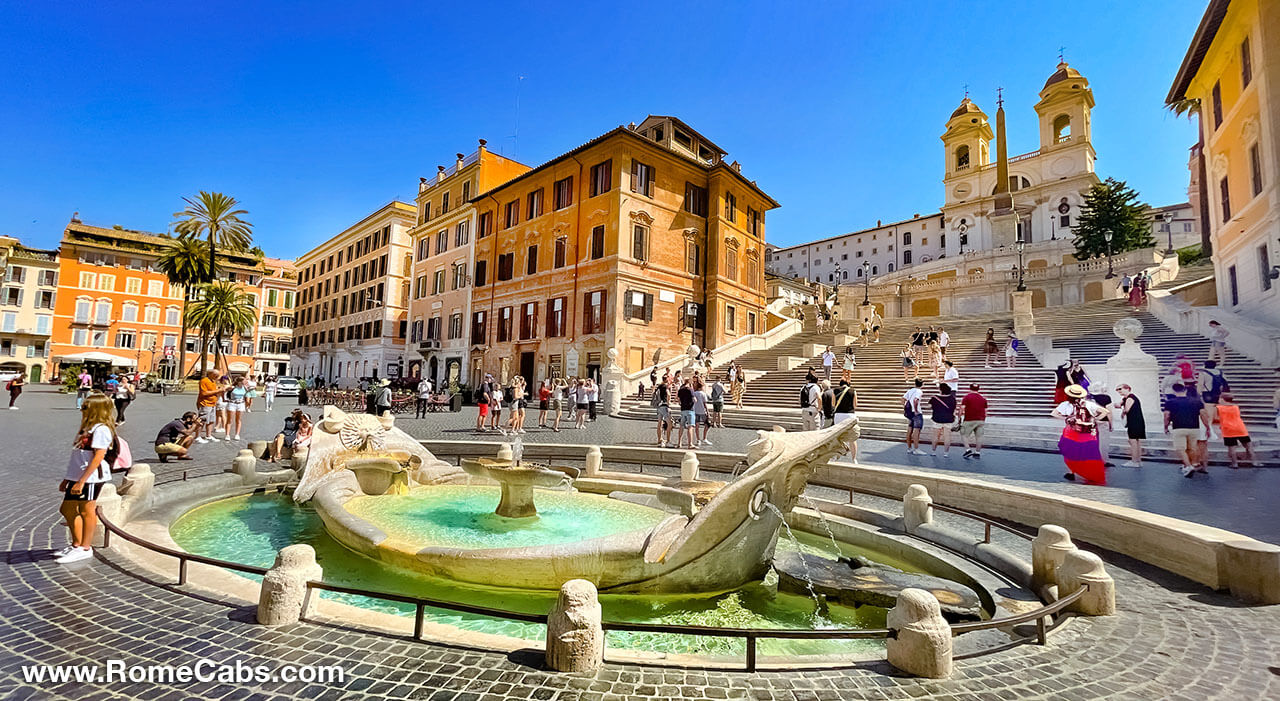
[171,491,923,656]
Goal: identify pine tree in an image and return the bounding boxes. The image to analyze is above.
[1072,178,1156,260]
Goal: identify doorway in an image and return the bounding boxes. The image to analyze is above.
[519,351,536,387]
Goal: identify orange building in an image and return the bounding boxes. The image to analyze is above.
[469,116,777,385]
[51,219,265,380]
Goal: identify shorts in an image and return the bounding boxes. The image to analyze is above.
[931,418,954,429]
[1005,347,1016,357]
[549,398,563,411]
[902,358,914,367]
[711,401,724,413]
[198,405,216,422]
[1224,435,1251,447]
[960,421,985,439]
[695,413,709,427]
[908,413,924,429]
[681,410,696,426]
[1170,428,1199,455]
[834,412,856,425]
[216,400,227,410]
[63,481,105,502]
[539,400,548,410]
[656,405,670,423]
[576,402,588,411]
[155,442,185,455]
[478,403,490,417]
[227,403,244,413]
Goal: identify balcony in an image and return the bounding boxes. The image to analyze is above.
[417,338,441,352]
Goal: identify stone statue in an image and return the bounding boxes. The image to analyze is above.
[545,579,604,673]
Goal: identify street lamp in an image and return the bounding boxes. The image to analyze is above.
[1161,211,1175,255]
[1015,226,1027,292]
[1104,230,1116,279]
[830,263,842,332]
[861,260,871,305]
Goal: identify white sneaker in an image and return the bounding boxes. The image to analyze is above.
[702,439,713,446]
[225,436,233,442]
[196,437,209,444]
[1180,465,1194,478]
[215,427,226,434]
[234,434,241,440]
[53,545,75,558]
[56,547,93,564]
[8,406,17,410]
[1120,460,1141,467]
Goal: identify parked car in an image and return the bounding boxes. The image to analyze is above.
[275,376,301,397]
[0,370,23,383]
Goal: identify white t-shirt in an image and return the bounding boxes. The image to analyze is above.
[265,380,278,393]
[66,424,114,483]
[491,387,503,409]
[822,352,835,367]
[1055,400,1100,417]
[417,380,433,398]
[943,367,959,391]
[903,387,924,414]
[939,331,950,347]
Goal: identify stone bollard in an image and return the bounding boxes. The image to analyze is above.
[1223,540,1280,604]
[1057,550,1115,616]
[248,440,268,460]
[886,588,952,678]
[545,579,604,674]
[231,449,257,482]
[681,452,700,482]
[583,446,602,478]
[903,484,932,533]
[118,463,154,500]
[290,446,309,472]
[1031,525,1077,590]
[257,545,323,626]
[95,483,122,544]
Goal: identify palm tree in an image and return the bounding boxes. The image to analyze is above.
[156,237,211,378]
[172,192,253,278]
[185,280,257,375]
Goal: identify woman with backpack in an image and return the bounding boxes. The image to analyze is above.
[7,370,25,409]
[57,392,117,563]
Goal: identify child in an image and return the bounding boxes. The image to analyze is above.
[1214,392,1257,468]
[57,393,117,563]
[900,344,917,381]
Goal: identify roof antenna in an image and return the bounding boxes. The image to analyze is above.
[511,75,525,160]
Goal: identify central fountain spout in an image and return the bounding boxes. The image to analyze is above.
[460,443,574,518]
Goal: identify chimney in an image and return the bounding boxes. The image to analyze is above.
[730,160,741,172]
[455,153,465,169]
[418,177,428,193]
[478,138,488,155]
[437,165,446,184]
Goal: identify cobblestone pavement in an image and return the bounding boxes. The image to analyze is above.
[2,388,1279,699]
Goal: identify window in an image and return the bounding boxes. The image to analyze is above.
[724,192,737,222]
[903,231,912,245]
[497,307,513,342]
[148,280,163,296]
[144,304,160,324]
[94,300,111,324]
[1060,215,1070,227]
[686,240,700,274]
[92,331,106,347]
[79,272,95,288]
[1,288,18,306]
[39,270,56,287]
[1220,176,1232,222]
[497,253,514,281]
[747,208,761,236]
[520,302,538,340]
[632,225,648,262]
[504,200,519,228]
[624,290,653,322]
[1242,37,1253,87]
[684,183,708,216]
[452,263,467,290]
[631,160,654,197]
[1212,81,1223,129]
[122,303,138,322]
[418,238,428,260]
[546,297,566,337]
[590,225,605,260]
[115,330,136,349]
[725,248,738,280]
[1250,143,1264,197]
[471,311,487,343]
[433,270,445,294]
[4,266,23,284]
[526,188,544,219]
[478,211,493,238]
[583,290,606,334]
[553,176,574,210]
[554,237,567,268]
[725,304,736,332]
[448,313,463,339]
[262,312,278,327]
[474,260,488,287]
[166,307,180,325]
[747,256,759,286]
[415,274,427,299]
[436,230,448,254]
[1228,264,1239,306]
[427,316,441,340]
[35,314,52,335]
[125,278,141,294]
[955,145,970,170]
[747,311,757,335]
[903,250,913,265]
[0,312,13,332]
[455,221,469,246]
[441,191,450,214]
[526,245,538,275]
[462,181,471,201]
[1053,114,1071,141]
[589,160,612,197]
[1260,245,1273,292]
[680,301,704,331]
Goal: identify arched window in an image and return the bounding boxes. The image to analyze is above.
[992,176,1032,195]
[144,304,160,324]
[1053,114,1071,142]
[955,145,970,170]
[94,300,111,325]
[903,231,912,245]
[122,302,138,322]
[888,263,895,272]
[903,250,913,265]
[872,265,878,275]
[856,268,863,278]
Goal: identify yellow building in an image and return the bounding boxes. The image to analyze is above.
[0,236,59,382]
[407,141,528,386]
[254,257,297,377]
[469,116,777,385]
[1169,0,1280,325]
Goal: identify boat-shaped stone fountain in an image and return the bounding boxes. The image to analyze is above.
[296,406,861,594]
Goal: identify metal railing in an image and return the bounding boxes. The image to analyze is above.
[96,481,1089,671]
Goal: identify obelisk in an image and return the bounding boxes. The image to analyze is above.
[989,89,1019,248]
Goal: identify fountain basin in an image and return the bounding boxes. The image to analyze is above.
[774,552,982,620]
[458,457,574,518]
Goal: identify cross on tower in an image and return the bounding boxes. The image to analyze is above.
[963,83,969,99]
[996,87,1003,108]
[1059,46,1067,63]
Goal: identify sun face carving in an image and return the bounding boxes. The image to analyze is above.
[339,414,388,452]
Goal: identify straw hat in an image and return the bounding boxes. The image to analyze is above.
[1064,384,1087,399]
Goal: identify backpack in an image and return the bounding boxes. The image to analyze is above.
[109,436,133,473]
[1204,369,1228,401]
[799,383,814,408]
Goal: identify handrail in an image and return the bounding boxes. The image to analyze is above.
[96,477,1089,671]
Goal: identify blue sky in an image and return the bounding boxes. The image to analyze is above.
[0,1,1206,255]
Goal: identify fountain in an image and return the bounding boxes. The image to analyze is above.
[459,441,575,518]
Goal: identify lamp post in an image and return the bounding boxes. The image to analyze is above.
[831,262,842,332]
[1015,227,1027,292]
[1104,230,1115,279]
[861,260,871,305]
[1161,211,1175,255]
